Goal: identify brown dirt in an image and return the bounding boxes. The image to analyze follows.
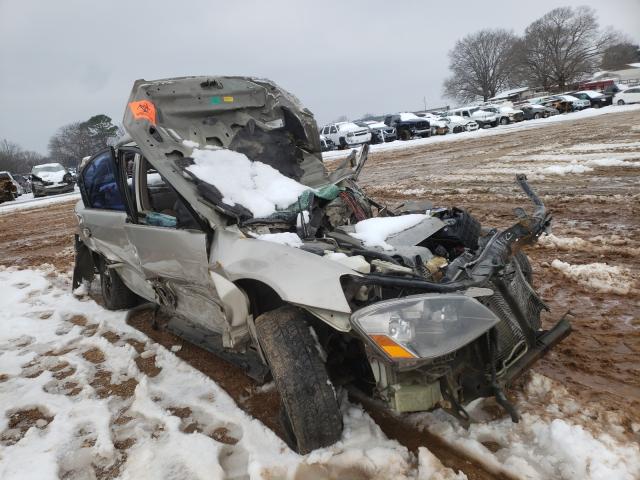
[1,407,53,446]
[2,109,638,478]
[82,347,106,364]
[134,354,162,377]
[89,370,138,399]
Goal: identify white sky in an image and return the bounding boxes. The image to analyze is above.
[1,0,639,154]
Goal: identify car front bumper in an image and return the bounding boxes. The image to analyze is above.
[34,183,75,195]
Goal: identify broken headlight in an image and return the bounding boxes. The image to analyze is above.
[351,294,500,361]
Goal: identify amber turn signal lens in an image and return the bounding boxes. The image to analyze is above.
[370,334,417,359]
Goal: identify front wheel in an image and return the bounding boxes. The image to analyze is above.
[617,99,625,105]
[500,117,509,125]
[255,306,342,454]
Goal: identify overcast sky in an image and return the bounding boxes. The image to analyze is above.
[1,0,639,154]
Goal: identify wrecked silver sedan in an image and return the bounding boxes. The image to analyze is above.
[73,76,571,453]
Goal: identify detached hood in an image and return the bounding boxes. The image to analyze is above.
[122,76,330,224]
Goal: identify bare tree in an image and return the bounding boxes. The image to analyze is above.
[48,115,120,167]
[601,42,640,70]
[518,6,613,91]
[0,139,46,173]
[443,29,519,103]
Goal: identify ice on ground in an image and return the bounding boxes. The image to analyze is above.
[350,214,427,250]
[566,141,640,151]
[585,158,640,168]
[255,232,303,248]
[543,163,594,175]
[410,373,640,480]
[0,267,462,479]
[538,234,590,251]
[551,259,636,295]
[186,147,312,218]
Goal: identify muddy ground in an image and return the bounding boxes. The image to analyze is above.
[1,109,638,479]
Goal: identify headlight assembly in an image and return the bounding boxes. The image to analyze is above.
[351,294,500,361]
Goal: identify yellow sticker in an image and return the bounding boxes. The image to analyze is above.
[223,96,234,103]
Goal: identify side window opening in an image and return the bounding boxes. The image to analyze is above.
[137,157,201,230]
[81,150,125,211]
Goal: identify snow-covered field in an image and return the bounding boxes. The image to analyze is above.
[1,267,638,479]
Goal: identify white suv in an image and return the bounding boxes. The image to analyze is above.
[320,122,372,149]
[448,107,498,128]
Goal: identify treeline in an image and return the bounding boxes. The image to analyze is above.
[444,6,640,103]
[0,114,121,174]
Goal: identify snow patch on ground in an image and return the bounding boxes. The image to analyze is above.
[0,267,461,480]
[350,214,427,250]
[186,148,312,218]
[543,163,594,175]
[551,259,636,295]
[410,373,640,480]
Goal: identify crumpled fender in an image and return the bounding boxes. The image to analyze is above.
[211,229,356,331]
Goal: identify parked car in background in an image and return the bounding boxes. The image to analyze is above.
[0,172,18,203]
[448,107,498,128]
[568,90,610,108]
[320,122,372,149]
[482,105,524,125]
[518,104,558,120]
[357,121,397,144]
[384,113,431,140]
[441,115,478,133]
[613,86,640,105]
[533,96,573,114]
[31,163,75,197]
[418,113,449,135]
[0,171,23,196]
[555,94,590,110]
[13,174,32,194]
[602,83,628,105]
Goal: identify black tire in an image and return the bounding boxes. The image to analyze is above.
[338,137,347,149]
[100,261,139,310]
[617,99,625,105]
[255,306,342,454]
[594,103,601,109]
[399,129,411,141]
[533,113,541,120]
[500,117,509,125]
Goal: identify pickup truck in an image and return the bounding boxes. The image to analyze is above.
[384,113,430,140]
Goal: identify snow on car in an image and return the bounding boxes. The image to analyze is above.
[320,121,372,149]
[31,163,75,198]
[440,115,479,133]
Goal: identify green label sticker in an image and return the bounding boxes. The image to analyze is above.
[210,96,221,105]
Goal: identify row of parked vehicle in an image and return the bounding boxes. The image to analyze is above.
[0,163,77,204]
[320,84,639,150]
